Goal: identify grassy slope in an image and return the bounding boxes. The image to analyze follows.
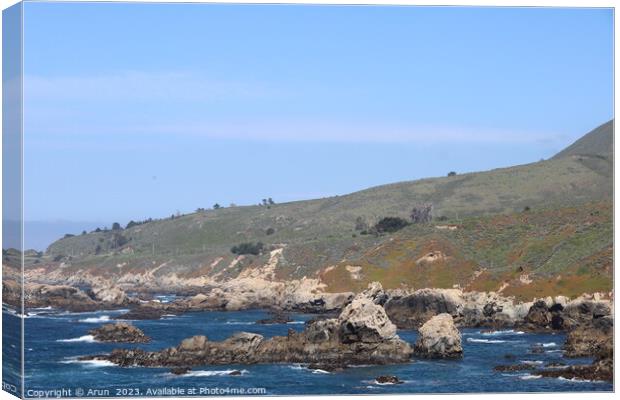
[41,121,613,298]
[553,120,613,159]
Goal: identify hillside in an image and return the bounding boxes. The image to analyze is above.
[35,120,613,299]
[553,120,613,160]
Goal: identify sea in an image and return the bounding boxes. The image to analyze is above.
[2,302,613,397]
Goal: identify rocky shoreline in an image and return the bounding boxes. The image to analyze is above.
[9,280,614,382]
[80,290,413,369]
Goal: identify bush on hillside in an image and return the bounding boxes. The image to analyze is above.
[374,217,410,233]
[231,242,264,256]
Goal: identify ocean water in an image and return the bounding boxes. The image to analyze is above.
[1,306,612,397]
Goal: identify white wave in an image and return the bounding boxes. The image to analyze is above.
[172,369,248,377]
[311,369,331,374]
[521,360,544,365]
[224,321,253,325]
[557,377,604,383]
[541,342,556,347]
[286,321,305,325]
[546,349,563,353]
[288,364,305,370]
[60,357,115,367]
[162,314,177,318]
[481,330,525,336]
[57,335,95,343]
[520,374,542,380]
[79,315,111,323]
[467,338,506,344]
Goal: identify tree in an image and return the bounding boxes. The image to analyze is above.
[265,227,275,235]
[94,227,102,233]
[63,233,75,239]
[112,222,122,231]
[411,204,433,224]
[268,198,275,205]
[81,230,87,235]
[126,220,138,229]
[374,217,409,233]
[447,171,457,177]
[213,203,221,210]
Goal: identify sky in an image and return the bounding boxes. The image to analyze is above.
[15,3,614,247]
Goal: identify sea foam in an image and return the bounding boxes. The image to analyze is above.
[57,335,96,343]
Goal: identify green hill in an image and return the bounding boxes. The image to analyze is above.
[40,120,613,298]
[553,119,613,160]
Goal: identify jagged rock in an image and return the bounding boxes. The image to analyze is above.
[24,284,101,312]
[413,313,462,359]
[375,376,403,384]
[115,306,166,320]
[170,367,190,375]
[338,298,397,343]
[356,282,389,305]
[179,335,208,352]
[89,322,150,343]
[384,288,462,329]
[91,286,129,305]
[256,311,292,324]
[523,300,552,328]
[81,299,412,368]
[564,316,613,358]
[493,364,536,372]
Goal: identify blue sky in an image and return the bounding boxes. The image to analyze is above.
[21,3,613,235]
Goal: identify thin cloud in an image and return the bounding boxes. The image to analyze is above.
[24,71,566,145]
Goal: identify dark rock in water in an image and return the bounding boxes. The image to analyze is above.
[375,376,403,384]
[82,297,413,369]
[413,314,462,359]
[564,316,613,358]
[89,322,150,343]
[540,358,612,382]
[308,363,345,372]
[545,362,567,369]
[540,314,613,383]
[493,364,536,372]
[170,367,190,375]
[115,306,165,320]
[228,370,242,376]
[503,354,517,360]
[530,345,545,354]
[256,311,292,325]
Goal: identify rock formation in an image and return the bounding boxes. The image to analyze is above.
[89,322,150,343]
[81,293,412,368]
[413,313,462,359]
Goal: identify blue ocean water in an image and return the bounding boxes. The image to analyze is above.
[2,306,613,397]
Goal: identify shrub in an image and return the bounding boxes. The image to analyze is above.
[447,171,457,177]
[411,204,433,224]
[63,234,75,239]
[265,227,275,235]
[213,203,221,210]
[374,217,410,233]
[231,242,264,256]
[112,222,122,230]
[354,216,368,231]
